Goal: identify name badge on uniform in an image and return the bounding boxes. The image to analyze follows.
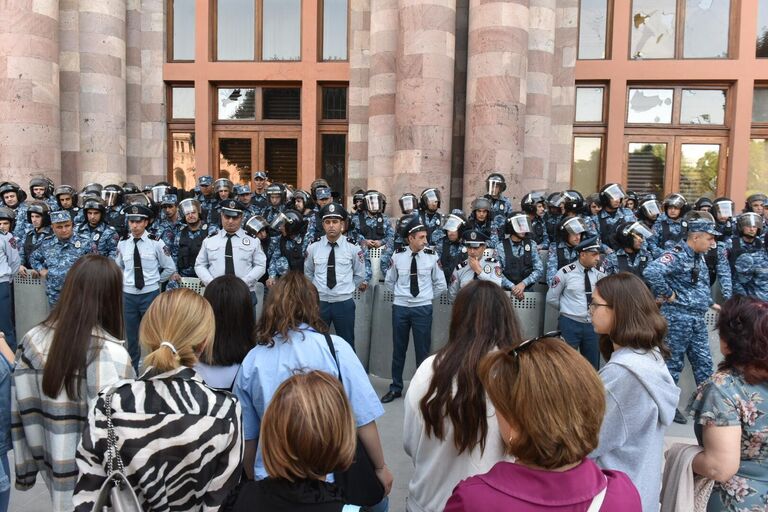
[93,233,100,241]
[243,237,251,246]
[74,240,81,248]
[484,264,491,274]
[500,204,505,210]
[524,244,530,252]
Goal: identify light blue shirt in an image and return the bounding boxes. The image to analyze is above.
[114,231,176,294]
[0,233,19,283]
[304,236,367,303]
[194,228,267,292]
[385,246,447,307]
[234,324,384,480]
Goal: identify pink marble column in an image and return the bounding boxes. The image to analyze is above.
[77,0,127,185]
[394,0,456,200]
[366,0,398,201]
[347,0,372,198]
[463,0,528,208]
[0,0,61,185]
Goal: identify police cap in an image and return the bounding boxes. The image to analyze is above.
[575,236,603,253]
[124,204,153,221]
[461,228,488,247]
[49,210,74,224]
[219,199,245,217]
[320,202,347,221]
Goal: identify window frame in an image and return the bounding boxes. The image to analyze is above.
[167,0,196,63]
[574,84,608,125]
[751,85,768,127]
[213,84,303,126]
[318,0,350,62]
[624,84,731,131]
[577,0,613,60]
[319,84,349,122]
[168,85,196,121]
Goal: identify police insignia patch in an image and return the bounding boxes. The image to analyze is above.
[484,264,491,274]
[74,240,81,248]
[524,244,530,252]
[163,245,170,256]
[93,233,100,241]
[552,276,560,288]
[243,237,251,246]
[660,254,674,264]
[495,266,502,277]
[329,205,335,213]
[8,238,16,250]
[471,232,477,241]
[131,206,138,214]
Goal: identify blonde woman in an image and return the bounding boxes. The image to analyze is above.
[233,371,360,511]
[73,289,243,511]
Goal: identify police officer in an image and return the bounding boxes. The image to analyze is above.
[495,213,544,299]
[77,197,120,258]
[637,195,661,230]
[545,236,606,370]
[382,216,446,403]
[351,190,395,278]
[603,221,653,280]
[31,210,94,307]
[18,201,52,274]
[351,189,366,212]
[251,171,270,215]
[594,183,636,252]
[466,197,500,249]
[101,184,126,237]
[543,192,563,245]
[712,197,735,239]
[288,189,317,238]
[448,228,502,302]
[244,215,272,285]
[546,216,588,285]
[174,199,211,277]
[115,204,179,370]
[649,193,689,256]
[484,173,514,222]
[155,194,184,257]
[305,203,367,349]
[418,188,444,240]
[392,194,419,251]
[309,185,334,239]
[208,178,234,226]
[643,211,721,424]
[0,211,19,350]
[263,184,286,230]
[195,199,267,304]
[623,189,639,212]
[266,209,310,285]
[0,207,15,236]
[196,175,216,220]
[743,192,767,219]
[1,182,30,239]
[29,177,57,211]
[53,185,80,221]
[432,209,468,284]
[521,192,549,248]
[730,212,766,298]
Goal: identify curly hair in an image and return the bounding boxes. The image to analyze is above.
[717,295,768,385]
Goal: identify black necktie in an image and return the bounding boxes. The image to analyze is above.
[584,268,592,305]
[410,253,420,297]
[225,234,235,275]
[327,242,337,289]
[133,238,144,290]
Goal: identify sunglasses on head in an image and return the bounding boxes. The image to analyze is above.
[509,331,564,358]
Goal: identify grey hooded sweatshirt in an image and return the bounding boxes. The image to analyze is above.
[590,347,680,512]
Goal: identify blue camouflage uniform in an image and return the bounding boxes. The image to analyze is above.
[350,211,395,278]
[494,237,544,290]
[18,226,52,268]
[173,223,213,277]
[250,192,269,217]
[547,242,579,285]
[733,248,768,301]
[267,233,311,279]
[543,213,561,247]
[0,231,20,350]
[70,207,84,224]
[156,217,184,259]
[593,207,636,251]
[649,214,687,256]
[643,241,715,385]
[530,216,550,250]
[262,205,284,233]
[434,234,466,284]
[11,202,30,240]
[76,222,120,258]
[603,248,652,281]
[31,232,94,305]
[464,217,500,249]
[486,196,514,221]
[418,210,444,241]
[723,236,764,296]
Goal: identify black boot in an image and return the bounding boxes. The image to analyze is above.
[674,408,688,424]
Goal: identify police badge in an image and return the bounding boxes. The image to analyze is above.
[93,233,100,241]
[243,237,251,246]
[74,240,81,248]
[484,264,491,274]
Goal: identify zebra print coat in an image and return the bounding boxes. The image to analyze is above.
[73,366,243,511]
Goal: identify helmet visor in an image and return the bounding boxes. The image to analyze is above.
[442,214,465,233]
[713,200,733,218]
[179,199,201,216]
[486,179,503,197]
[151,185,169,203]
[739,212,764,230]
[603,184,625,201]
[626,221,653,240]
[245,216,269,236]
[508,214,531,235]
[101,189,120,207]
[365,194,383,213]
[270,212,289,230]
[422,189,440,204]
[399,195,417,213]
[563,217,588,235]
[640,200,661,218]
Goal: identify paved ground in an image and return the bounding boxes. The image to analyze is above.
[7,374,696,512]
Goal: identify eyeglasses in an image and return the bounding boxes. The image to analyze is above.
[509,331,563,358]
[588,301,611,311]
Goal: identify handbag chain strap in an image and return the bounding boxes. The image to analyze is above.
[104,392,126,478]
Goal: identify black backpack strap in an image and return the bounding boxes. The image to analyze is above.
[322,333,343,385]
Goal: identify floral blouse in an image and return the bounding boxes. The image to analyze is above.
[688,369,768,511]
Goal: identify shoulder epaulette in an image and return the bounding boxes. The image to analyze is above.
[672,246,682,253]
[563,263,577,273]
[42,234,55,242]
[148,233,159,241]
[207,231,219,238]
[312,235,322,243]
[456,260,468,269]
[486,257,498,263]
[396,247,407,253]
[423,248,436,255]
[346,236,358,245]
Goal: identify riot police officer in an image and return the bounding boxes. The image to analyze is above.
[266,209,310,285]
[546,216,589,284]
[251,170,270,215]
[594,183,636,252]
[76,197,120,258]
[733,213,768,301]
[351,190,395,278]
[712,197,735,239]
[637,195,661,230]
[521,192,549,248]
[432,209,468,284]
[465,197,500,248]
[18,201,51,274]
[54,185,80,220]
[494,213,543,299]
[28,177,57,211]
[0,207,19,350]
[174,198,211,278]
[208,178,234,226]
[418,188,444,240]
[263,184,286,230]
[484,173,514,221]
[1,182,30,239]
[602,221,653,280]
[649,193,689,255]
[543,192,563,244]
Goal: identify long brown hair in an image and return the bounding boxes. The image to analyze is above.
[420,281,523,454]
[717,295,768,384]
[42,255,124,399]
[594,272,670,361]
[255,271,328,345]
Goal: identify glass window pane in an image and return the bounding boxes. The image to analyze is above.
[575,87,604,123]
[265,138,299,186]
[172,0,195,60]
[322,87,347,119]
[572,137,602,193]
[680,89,725,125]
[171,87,195,119]
[683,0,729,58]
[679,144,720,199]
[758,0,768,57]
[218,88,256,120]
[627,88,673,124]
[578,0,608,59]
[748,139,768,194]
[262,0,301,61]
[631,0,676,59]
[219,138,252,184]
[627,142,667,196]
[322,134,347,197]
[217,0,255,61]
[263,88,301,120]
[171,132,196,190]
[753,89,768,123]
[323,0,348,61]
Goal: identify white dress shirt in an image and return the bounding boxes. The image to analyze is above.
[546,260,606,323]
[115,231,176,294]
[194,228,266,291]
[304,235,367,303]
[385,246,447,307]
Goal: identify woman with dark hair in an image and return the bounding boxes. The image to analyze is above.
[198,275,255,390]
[589,272,680,511]
[233,271,392,505]
[404,280,522,512]
[11,254,134,511]
[688,295,768,511]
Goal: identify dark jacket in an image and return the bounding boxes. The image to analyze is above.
[232,478,354,512]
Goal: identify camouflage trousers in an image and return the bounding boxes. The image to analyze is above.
[660,303,713,386]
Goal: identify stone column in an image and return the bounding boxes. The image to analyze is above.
[348,0,372,199]
[463,0,528,207]
[77,0,127,185]
[0,0,61,185]
[366,0,398,201]
[394,0,456,200]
